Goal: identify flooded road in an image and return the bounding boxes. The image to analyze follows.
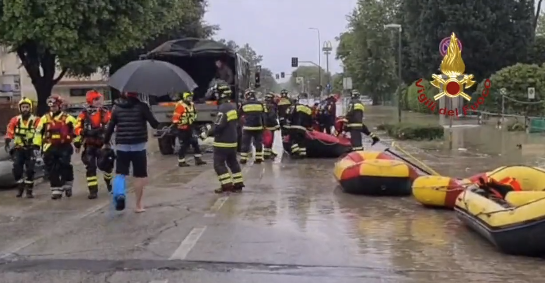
[0,107,544,282]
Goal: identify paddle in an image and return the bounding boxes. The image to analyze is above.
[382,142,439,176]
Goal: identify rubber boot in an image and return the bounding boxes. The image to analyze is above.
[15,181,24,198]
[195,157,207,166]
[214,183,234,194]
[51,188,62,200]
[88,187,98,199]
[106,182,113,194]
[63,181,73,197]
[233,182,245,193]
[178,160,190,167]
[25,183,34,199]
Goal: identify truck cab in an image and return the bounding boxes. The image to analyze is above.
[141,38,251,155]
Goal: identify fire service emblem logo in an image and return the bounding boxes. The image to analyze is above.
[431,33,475,101]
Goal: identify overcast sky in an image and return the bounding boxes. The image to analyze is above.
[204,0,358,82]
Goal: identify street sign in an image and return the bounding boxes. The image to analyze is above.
[295,77,304,84]
[528,87,535,99]
[326,83,331,90]
[342,77,352,90]
[500,88,507,95]
[439,37,463,56]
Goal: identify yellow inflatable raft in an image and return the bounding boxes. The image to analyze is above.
[455,187,545,256]
[334,159,414,195]
[412,176,471,209]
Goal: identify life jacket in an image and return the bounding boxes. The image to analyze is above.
[13,115,38,147]
[44,113,72,145]
[486,177,522,199]
[83,109,107,145]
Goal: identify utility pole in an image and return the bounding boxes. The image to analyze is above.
[322,41,332,94]
[384,24,403,123]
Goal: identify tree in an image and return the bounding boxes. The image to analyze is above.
[335,0,399,105]
[400,0,535,83]
[218,39,277,92]
[108,0,218,76]
[289,65,328,96]
[0,0,195,114]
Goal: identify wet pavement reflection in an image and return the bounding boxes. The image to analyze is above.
[1,107,545,282]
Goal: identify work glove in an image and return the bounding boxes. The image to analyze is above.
[4,139,11,153]
[370,134,380,146]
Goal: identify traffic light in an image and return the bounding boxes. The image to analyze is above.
[280,72,285,78]
[275,74,279,79]
[255,72,261,88]
[291,57,298,67]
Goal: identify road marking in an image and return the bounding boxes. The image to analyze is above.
[149,280,168,283]
[204,196,228,217]
[169,226,207,260]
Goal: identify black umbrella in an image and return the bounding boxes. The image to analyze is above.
[108,60,197,95]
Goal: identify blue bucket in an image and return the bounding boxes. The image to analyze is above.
[112,175,126,211]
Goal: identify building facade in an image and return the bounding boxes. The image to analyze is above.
[0,50,108,104]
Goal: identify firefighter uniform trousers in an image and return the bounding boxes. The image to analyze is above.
[12,147,35,193]
[82,145,113,193]
[349,127,363,151]
[240,130,263,162]
[178,128,202,162]
[44,144,74,198]
[290,127,307,157]
[214,147,243,187]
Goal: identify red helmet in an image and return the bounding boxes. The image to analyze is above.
[86,90,103,104]
[46,95,64,107]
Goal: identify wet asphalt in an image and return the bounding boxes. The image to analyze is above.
[1,106,545,282]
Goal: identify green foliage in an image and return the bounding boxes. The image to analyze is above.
[216,39,277,92]
[335,0,398,105]
[405,79,439,114]
[108,0,217,75]
[401,0,535,82]
[474,63,545,115]
[377,123,444,140]
[0,0,200,114]
[289,65,328,96]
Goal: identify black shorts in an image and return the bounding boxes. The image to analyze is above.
[115,150,148,178]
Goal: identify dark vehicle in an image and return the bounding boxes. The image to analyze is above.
[141,38,251,155]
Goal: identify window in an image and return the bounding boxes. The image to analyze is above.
[69,88,93,97]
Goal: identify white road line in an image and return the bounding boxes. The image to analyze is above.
[204,196,229,217]
[169,226,207,260]
[149,280,168,283]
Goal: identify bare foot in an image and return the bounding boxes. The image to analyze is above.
[135,207,146,213]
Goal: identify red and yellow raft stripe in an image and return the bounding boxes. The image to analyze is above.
[412,176,471,209]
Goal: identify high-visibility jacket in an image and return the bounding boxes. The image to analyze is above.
[172,100,197,130]
[289,104,313,131]
[208,102,238,148]
[239,99,265,131]
[34,112,77,151]
[74,108,111,145]
[5,115,40,147]
[494,177,522,191]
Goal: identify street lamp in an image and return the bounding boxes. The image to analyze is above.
[322,41,333,94]
[384,23,402,123]
[308,27,322,90]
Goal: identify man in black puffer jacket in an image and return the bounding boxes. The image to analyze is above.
[104,92,159,213]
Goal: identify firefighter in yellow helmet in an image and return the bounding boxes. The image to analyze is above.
[5,98,40,198]
[34,95,79,200]
[172,91,206,167]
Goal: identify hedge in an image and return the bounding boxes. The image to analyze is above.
[377,123,444,140]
